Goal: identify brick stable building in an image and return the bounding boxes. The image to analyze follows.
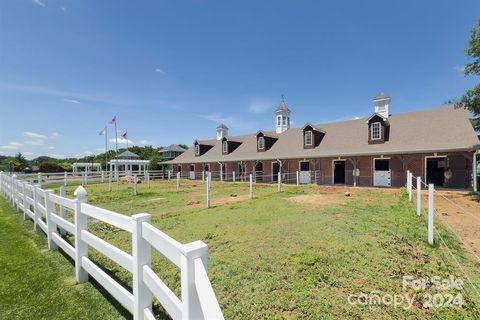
[167,94,480,190]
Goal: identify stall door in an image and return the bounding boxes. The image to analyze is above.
[299,161,311,184]
[189,164,196,180]
[333,161,345,184]
[373,159,391,187]
[272,162,280,182]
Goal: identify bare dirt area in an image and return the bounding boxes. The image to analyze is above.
[288,193,347,207]
[432,191,480,257]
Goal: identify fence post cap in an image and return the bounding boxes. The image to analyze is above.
[132,213,151,222]
[74,186,87,198]
[183,240,208,258]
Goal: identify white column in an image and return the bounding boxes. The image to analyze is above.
[416,177,421,217]
[428,184,434,245]
[132,213,153,320]
[74,186,88,283]
[296,171,299,185]
[278,172,281,192]
[232,171,236,182]
[473,152,478,193]
[249,174,253,199]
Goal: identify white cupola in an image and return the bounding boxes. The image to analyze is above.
[373,92,391,118]
[216,123,229,140]
[275,98,291,133]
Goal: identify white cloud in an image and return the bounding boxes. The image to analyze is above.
[48,146,55,150]
[138,139,152,145]
[51,132,62,137]
[0,142,24,149]
[23,152,35,159]
[63,98,80,104]
[32,0,46,7]
[110,138,134,145]
[24,131,47,139]
[453,65,465,73]
[248,100,272,114]
[155,68,166,74]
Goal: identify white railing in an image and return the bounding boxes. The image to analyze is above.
[0,171,224,320]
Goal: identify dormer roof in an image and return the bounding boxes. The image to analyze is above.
[301,123,326,133]
[366,113,390,125]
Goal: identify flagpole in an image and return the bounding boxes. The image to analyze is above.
[104,126,108,171]
[114,116,118,155]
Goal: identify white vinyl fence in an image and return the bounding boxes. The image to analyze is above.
[0,172,224,320]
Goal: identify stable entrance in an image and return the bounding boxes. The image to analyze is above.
[333,160,345,184]
[272,162,280,182]
[189,164,195,179]
[299,161,311,184]
[426,157,446,186]
[255,162,263,182]
[373,159,391,187]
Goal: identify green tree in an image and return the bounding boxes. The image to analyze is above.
[14,152,28,171]
[456,19,480,132]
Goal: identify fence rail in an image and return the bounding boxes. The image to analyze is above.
[0,171,224,320]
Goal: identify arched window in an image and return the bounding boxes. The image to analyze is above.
[257,136,265,150]
[222,140,228,153]
[195,144,200,155]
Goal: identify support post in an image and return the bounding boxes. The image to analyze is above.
[59,186,67,235]
[277,172,281,192]
[296,170,299,186]
[232,171,236,183]
[249,174,253,199]
[176,172,180,191]
[180,241,208,319]
[64,171,68,186]
[428,184,434,245]
[206,172,211,208]
[133,175,138,196]
[22,182,27,220]
[202,171,205,182]
[45,190,58,250]
[416,177,421,216]
[108,170,112,192]
[473,152,478,193]
[37,172,42,188]
[33,185,40,231]
[74,186,88,283]
[132,213,153,320]
[168,170,171,181]
[101,170,105,183]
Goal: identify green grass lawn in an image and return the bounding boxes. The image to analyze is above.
[3,179,480,319]
[0,196,126,319]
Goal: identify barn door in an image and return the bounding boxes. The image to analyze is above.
[373,159,391,187]
[299,161,311,184]
[189,164,195,179]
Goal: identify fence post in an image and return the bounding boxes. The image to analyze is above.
[147,171,151,188]
[59,186,67,235]
[277,172,281,192]
[181,241,208,320]
[33,185,40,231]
[406,171,412,202]
[74,186,88,283]
[232,171,236,183]
[84,172,88,185]
[133,175,138,196]
[168,170,171,181]
[296,171,299,186]
[101,170,105,183]
[0,172,3,194]
[64,171,68,186]
[416,177,421,216]
[202,171,205,182]
[132,213,153,320]
[177,172,180,191]
[428,184,434,245]
[206,173,211,208]
[12,174,17,207]
[108,170,112,192]
[45,190,59,250]
[249,174,253,199]
[37,172,42,188]
[22,182,27,220]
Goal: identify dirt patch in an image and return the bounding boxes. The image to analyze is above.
[146,197,166,202]
[212,194,250,206]
[288,194,347,207]
[432,191,480,256]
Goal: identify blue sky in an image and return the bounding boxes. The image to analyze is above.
[0,0,479,159]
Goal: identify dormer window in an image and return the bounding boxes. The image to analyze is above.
[371,122,381,140]
[304,131,313,146]
[222,140,228,153]
[195,144,200,155]
[257,136,265,150]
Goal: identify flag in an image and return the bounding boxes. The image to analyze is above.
[108,116,116,125]
[99,128,106,135]
[121,131,128,139]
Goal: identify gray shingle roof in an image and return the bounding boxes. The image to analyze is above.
[116,150,140,159]
[216,123,229,130]
[275,100,291,114]
[374,92,390,100]
[167,106,479,164]
[159,144,187,153]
